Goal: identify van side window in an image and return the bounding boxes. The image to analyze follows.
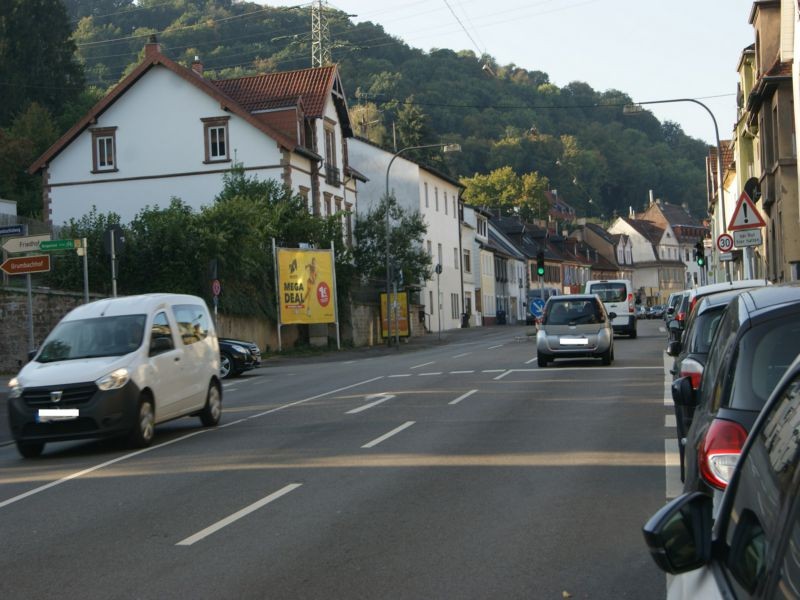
[174,304,210,345]
[150,311,174,355]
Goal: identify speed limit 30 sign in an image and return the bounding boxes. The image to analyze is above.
[717,233,734,253]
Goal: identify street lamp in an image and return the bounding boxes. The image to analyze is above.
[385,142,461,346]
[624,98,728,282]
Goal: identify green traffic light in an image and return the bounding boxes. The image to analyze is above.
[697,257,705,267]
[537,267,545,276]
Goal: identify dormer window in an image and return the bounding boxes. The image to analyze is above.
[202,116,230,163]
[91,127,117,172]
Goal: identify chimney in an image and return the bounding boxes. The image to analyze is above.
[649,189,655,205]
[629,206,634,218]
[191,56,203,76]
[144,34,161,59]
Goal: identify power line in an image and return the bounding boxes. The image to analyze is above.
[442,0,484,57]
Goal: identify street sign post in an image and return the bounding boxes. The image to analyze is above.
[2,234,51,253]
[1,254,51,275]
[39,239,81,251]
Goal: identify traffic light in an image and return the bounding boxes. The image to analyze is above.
[536,251,545,277]
[695,241,705,267]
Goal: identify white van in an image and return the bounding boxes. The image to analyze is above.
[584,279,637,338]
[7,294,222,457]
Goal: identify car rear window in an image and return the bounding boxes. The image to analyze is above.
[729,317,800,411]
[544,299,603,325]
[588,283,626,303]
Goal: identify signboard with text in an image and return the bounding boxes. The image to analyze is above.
[1,255,51,275]
[380,291,410,338]
[277,248,337,325]
[734,229,763,248]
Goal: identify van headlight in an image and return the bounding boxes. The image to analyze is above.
[8,377,23,399]
[96,368,130,391]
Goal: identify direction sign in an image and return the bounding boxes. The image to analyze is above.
[728,191,766,231]
[1,254,51,275]
[717,233,734,253]
[39,239,81,251]
[530,298,545,319]
[719,252,734,262]
[734,229,763,247]
[2,234,51,254]
[0,225,23,237]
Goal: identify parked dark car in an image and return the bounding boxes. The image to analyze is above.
[666,288,748,480]
[219,338,261,379]
[644,352,800,599]
[672,283,800,506]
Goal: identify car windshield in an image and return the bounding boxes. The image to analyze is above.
[37,314,147,363]
[729,317,800,411]
[588,283,625,303]
[544,300,602,325]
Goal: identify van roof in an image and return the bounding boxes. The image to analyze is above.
[61,293,208,321]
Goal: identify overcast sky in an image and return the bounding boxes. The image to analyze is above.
[261,0,757,145]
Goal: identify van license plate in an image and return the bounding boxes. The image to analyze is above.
[37,409,79,422]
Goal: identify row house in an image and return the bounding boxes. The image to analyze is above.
[488,223,527,323]
[608,215,686,305]
[715,0,799,284]
[30,37,360,234]
[574,223,635,281]
[347,137,464,334]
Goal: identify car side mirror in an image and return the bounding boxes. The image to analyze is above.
[608,312,617,320]
[671,376,698,407]
[27,349,37,361]
[668,320,681,331]
[667,340,682,357]
[642,492,713,574]
[666,307,674,315]
[149,336,174,356]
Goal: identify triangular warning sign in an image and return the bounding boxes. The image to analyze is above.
[728,191,766,231]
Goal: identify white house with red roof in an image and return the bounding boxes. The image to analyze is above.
[29,36,362,232]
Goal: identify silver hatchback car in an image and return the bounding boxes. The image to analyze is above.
[536,294,616,367]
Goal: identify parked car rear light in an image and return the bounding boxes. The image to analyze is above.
[676,311,686,322]
[679,357,704,390]
[627,293,634,312]
[699,418,748,490]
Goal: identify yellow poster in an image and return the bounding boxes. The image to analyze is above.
[278,248,336,324]
[380,291,410,338]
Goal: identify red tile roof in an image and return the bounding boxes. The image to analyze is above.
[212,66,337,117]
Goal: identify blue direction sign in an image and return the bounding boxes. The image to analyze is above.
[0,225,23,236]
[530,298,546,320]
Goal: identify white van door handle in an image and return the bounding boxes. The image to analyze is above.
[174,357,180,362]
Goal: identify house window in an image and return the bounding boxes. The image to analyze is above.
[324,192,332,216]
[324,126,340,185]
[451,293,459,319]
[91,127,117,172]
[424,183,429,208]
[427,240,432,256]
[435,187,439,211]
[454,247,459,269]
[202,117,230,163]
[463,249,472,273]
[437,243,443,268]
[453,197,457,218]
[444,191,448,215]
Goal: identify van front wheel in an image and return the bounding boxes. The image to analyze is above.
[199,382,222,427]
[129,395,155,448]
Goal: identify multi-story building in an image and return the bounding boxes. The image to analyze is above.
[348,137,464,333]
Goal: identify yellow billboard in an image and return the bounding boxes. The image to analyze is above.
[278,248,336,324]
[380,291,410,338]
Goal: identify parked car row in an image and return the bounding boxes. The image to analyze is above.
[646,280,800,598]
[6,294,262,458]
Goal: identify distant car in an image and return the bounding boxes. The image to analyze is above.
[673,283,800,509]
[635,305,648,320]
[219,338,262,379]
[535,294,615,367]
[584,279,636,338]
[664,291,683,322]
[643,352,800,599]
[648,305,665,319]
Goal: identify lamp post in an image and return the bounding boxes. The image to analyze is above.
[624,98,729,282]
[384,142,460,346]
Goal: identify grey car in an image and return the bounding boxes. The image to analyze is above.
[536,294,615,367]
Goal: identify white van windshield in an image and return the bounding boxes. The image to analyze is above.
[37,315,147,363]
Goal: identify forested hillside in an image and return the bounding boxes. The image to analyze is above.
[1,0,709,221]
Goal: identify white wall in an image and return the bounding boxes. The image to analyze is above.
[47,66,290,225]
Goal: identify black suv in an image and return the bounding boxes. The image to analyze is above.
[673,283,800,504]
[644,352,800,597]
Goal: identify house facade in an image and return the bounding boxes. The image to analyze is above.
[30,38,359,236]
[347,137,464,333]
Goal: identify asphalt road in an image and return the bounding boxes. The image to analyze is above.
[0,321,673,599]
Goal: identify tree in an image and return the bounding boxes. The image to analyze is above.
[460,166,522,215]
[0,0,84,126]
[349,101,386,145]
[353,194,431,288]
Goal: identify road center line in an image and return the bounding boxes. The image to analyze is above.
[450,370,474,374]
[176,484,302,546]
[410,361,435,370]
[488,344,504,349]
[449,389,478,405]
[452,352,471,358]
[347,394,395,414]
[388,374,412,378]
[362,421,415,448]
[493,370,513,380]
[0,376,384,511]
[418,372,442,376]
[524,357,537,365]
[482,369,505,373]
